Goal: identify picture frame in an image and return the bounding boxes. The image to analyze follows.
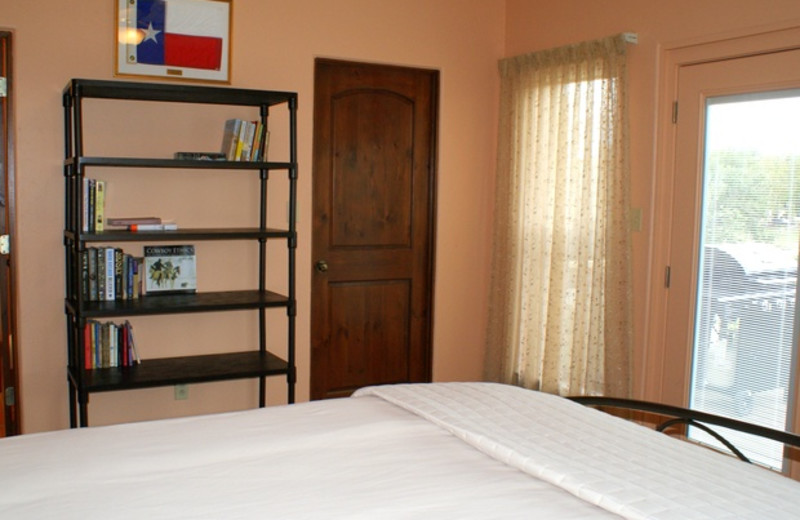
[115,0,232,83]
[143,245,197,295]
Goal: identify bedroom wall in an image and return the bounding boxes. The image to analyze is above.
[504,0,800,399]
[2,0,505,432]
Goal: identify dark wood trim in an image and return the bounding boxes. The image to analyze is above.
[0,30,19,436]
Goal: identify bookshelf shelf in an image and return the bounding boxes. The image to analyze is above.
[67,156,294,171]
[65,227,292,243]
[65,289,290,318]
[62,78,297,427]
[68,351,290,393]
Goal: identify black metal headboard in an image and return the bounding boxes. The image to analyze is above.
[568,396,800,464]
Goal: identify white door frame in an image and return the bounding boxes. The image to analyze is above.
[646,23,800,478]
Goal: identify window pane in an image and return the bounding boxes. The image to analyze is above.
[690,90,800,470]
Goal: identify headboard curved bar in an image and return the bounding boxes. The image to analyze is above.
[656,417,751,462]
[568,396,800,463]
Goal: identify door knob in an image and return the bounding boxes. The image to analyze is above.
[315,260,329,273]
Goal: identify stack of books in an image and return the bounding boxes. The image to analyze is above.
[81,247,143,302]
[83,320,140,369]
[221,118,270,161]
[105,217,178,232]
[82,178,106,233]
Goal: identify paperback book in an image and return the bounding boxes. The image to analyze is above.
[143,245,197,294]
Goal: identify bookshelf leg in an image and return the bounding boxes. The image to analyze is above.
[287,367,296,404]
[259,376,266,408]
[68,384,77,428]
[78,392,89,428]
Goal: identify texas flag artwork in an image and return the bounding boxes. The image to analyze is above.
[118,0,230,82]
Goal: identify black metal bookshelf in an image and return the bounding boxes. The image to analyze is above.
[63,79,297,427]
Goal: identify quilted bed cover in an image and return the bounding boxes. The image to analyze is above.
[0,382,797,519]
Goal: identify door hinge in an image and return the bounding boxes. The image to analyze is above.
[672,101,678,124]
[0,234,9,255]
[4,387,14,406]
[0,77,6,98]
[665,266,671,288]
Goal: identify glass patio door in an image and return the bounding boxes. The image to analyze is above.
[664,47,800,472]
[689,91,800,470]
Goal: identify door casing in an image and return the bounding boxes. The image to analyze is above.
[0,30,19,436]
[647,24,800,478]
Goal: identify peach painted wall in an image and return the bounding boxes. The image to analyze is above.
[1,0,505,432]
[504,0,800,399]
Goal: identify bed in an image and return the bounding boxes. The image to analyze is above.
[1,382,799,519]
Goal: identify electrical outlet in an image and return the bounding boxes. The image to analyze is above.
[174,384,189,400]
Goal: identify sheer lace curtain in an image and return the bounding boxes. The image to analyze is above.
[484,34,633,397]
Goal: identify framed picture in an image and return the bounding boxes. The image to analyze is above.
[115,0,232,83]
[143,245,197,294]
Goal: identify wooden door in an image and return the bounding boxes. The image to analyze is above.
[310,59,438,399]
[0,31,18,436]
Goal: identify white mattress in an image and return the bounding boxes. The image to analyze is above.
[0,382,797,519]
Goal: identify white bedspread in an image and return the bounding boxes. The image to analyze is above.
[1,382,798,519]
[0,386,616,519]
[355,382,800,519]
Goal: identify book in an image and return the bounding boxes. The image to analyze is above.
[106,217,162,226]
[88,179,96,233]
[125,320,141,365]
[221,118,242,160]
[80,249,90,302]
[104,247,116,301]
[129,222,178,232]
[87,247,98,301]
[143,245,197,294]
[82,178,90,233]
[240,121,256,161]
[173,151,226,161]
[96,248,105,301]
[256,129,270,162]
[94,180,106,232]
[251,122,264,161]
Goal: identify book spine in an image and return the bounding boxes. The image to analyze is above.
[132,257,141,299]
[83,321,92,370]
[221,118,239,160]
[114,248,123,300]
[110,323,118,368]
[82,178,90,233]
[96,248,105,302]
[241,121,255,161]
[104,247,115,301]
[120,323,128,367]
[88,179,96,234]
[94,180,105,232]
[125,321,141,364]
[234,119,247,160]
[90,321,98,369]
[80,249,89,302]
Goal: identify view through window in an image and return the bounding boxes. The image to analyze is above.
[690,90,800,470]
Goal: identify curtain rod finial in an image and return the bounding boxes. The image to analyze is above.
[622,32,638,44]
